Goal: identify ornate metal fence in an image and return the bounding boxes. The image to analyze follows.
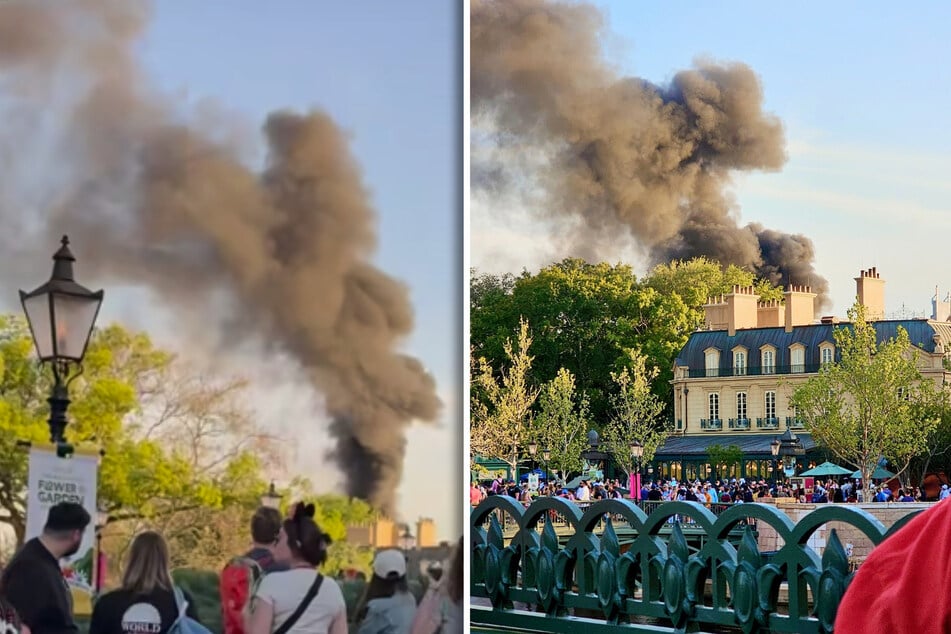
[470,496,923,633]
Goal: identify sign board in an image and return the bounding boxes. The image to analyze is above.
[527,473,540,491]
[25,445,99,617]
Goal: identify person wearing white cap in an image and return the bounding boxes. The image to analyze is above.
[356,549,417,634]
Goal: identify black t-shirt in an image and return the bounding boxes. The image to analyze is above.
[0,538,77,634]
[89,587,200,634]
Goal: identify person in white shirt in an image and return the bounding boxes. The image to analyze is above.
[576,481,591,502]
[248,502,347,634]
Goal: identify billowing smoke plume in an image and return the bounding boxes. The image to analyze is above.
[0,0,440,514]
[472,0,830,307]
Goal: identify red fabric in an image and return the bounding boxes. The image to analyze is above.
[220,557,262,634]
[836,498,951,633]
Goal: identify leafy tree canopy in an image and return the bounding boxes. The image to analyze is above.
[791,303,939,501]
[471,257,783,423]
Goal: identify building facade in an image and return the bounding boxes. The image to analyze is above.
[655,269,951,482]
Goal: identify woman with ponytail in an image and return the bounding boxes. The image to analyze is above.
[247,502,347,634]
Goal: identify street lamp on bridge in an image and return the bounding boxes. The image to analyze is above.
[20,236,103,453]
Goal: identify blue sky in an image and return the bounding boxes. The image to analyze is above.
[472,1,951,320]
[136,1,460,539]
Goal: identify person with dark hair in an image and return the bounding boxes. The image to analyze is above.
[246,507,290,572]
[0,502,90,634]
[356,550,417,634]
[410,537,462,634]
[88,531,203,634]
[222,507,290,634]
[247,502,346,634]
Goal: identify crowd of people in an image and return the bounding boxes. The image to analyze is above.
[0,501,463,634]
[471,473,934,506]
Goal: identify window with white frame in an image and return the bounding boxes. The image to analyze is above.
[734,350,747,375]
[761,349,775,374]
[709,393,720,421]
[736,392,747,422]
[821,344,834,366]
[790,346,805,373]
[705,349,719,377]
[765,391,776,420]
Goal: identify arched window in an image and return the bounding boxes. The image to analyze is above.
[762,349,775,374]
[821,345,834,366]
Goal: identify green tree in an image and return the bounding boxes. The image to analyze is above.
[0,317,274,544]
[707,444,744,480]
[531,368,590,481]
[906,381,951,487]
[470,319,540,478]
[791,303,938,502]
[601,352,670,477]
[645,257,783,330]
[471,259,685,420]
[470,257,784,423]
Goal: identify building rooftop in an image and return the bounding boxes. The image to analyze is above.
[675,318,947,371]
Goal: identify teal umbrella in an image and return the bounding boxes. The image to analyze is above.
[851,466,895,480]
[799,461,854,477]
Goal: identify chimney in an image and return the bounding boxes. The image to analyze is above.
[932,286,951,321]
[756,298,785,328]
[703,286,759,336]
[784,285,817,333]
[855,268,885,321]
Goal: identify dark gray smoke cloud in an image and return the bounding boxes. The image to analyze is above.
[472,0,830,307]
[0,0,440,515]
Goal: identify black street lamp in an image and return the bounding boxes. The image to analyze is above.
[542,445,551,485]
[260,481,283,509]
[630,440,644,501]
[20,236,103,449]
[94,505,108,595]
[527,440,538,472]
[770,437,781,484]
[778,427,805,478]
[399,526,415,553]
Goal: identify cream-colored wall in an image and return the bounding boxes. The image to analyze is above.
[674,350,951,435]
[675,374,811,434]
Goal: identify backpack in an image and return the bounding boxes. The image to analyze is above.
[220,556,266,634]
[170,586,214,634]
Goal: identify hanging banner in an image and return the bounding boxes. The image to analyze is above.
[25,445,99,617]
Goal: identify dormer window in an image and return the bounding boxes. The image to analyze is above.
[790,344,806,373]
[705,348,720,377]
[760,345,776,374]
[732,346,748,376]
[820,342,835,366]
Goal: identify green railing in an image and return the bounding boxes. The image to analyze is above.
[471,497,923,633]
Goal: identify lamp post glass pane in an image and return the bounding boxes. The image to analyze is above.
[21,295,54,359]
[52,294,102,360]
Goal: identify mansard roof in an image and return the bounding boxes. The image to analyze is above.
[675,318,947,370]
